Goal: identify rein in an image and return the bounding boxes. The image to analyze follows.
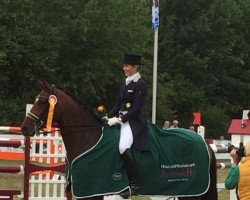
[60,124,102,128]
[26,95,51,135]
[27,112,44,135]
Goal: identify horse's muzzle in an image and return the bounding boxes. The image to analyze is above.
[21,125,32,136]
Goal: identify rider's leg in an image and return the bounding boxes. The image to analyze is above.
[121,148,139,190]
[119,122,139,196]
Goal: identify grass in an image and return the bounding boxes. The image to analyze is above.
[0,160,24,200]
[217,167,230,200]
[0,159,231,200]
[0,159,66,200]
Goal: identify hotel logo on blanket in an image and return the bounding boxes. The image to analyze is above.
[112,173,123,181]
[160,163,196,182]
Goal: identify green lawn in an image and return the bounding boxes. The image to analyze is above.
[217,168,230,200]
[0,160,24,200]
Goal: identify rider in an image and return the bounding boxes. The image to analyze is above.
[107,53,150,197]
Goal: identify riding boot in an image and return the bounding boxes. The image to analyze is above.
[120,148,140,198]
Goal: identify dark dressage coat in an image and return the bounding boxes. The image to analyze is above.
[108,78,149,151]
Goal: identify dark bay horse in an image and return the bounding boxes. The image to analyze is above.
[21,80,218,200]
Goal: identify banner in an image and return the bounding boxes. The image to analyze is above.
[152,0,159,30]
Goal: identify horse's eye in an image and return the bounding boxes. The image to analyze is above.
[39,99,48,104]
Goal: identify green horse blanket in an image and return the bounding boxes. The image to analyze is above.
[67,123,210,198]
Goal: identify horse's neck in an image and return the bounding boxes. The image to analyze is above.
[61,126,102,164]
[57,91,102,164]
[58,92,97,126]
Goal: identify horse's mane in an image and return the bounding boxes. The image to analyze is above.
[56,86,102,123]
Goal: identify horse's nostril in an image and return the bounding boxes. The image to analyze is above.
[21,126,28,135]
[21,126,26,132]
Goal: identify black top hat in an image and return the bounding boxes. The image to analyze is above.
[123,53,142,65]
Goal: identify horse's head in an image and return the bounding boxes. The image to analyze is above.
[21,80,57,136]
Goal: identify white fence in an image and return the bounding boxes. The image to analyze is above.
[0,127,68,200]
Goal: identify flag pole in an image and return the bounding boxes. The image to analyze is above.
[151,0,159,124]
[152,27,158,124]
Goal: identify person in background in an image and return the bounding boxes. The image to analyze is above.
[163,120,171,130]
[170,120,179,128]
[107,53,150,198]
[189,125,195,132]
[225,140,250,200]
[220,136,225,140]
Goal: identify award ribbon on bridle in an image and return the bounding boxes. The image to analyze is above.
[46,95,57,129]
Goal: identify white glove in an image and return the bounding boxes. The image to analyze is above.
[101,115,108,121]
[107,117,121,126]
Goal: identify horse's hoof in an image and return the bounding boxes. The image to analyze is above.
[120,188,131,199]
[120,191,131,199]
[119,186,140,199]
[131,185,140,196]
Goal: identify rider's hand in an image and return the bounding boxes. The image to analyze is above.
[107,117,122,126]
[101,115,108,121]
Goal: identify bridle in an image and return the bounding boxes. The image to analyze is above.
[26,95,49,136]
[25,85,102,136]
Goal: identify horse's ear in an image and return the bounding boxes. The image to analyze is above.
[36,79,51,91]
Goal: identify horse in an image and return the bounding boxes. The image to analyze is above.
[21,80,218,200]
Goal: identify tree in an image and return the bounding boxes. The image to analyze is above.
[0,0,154,125]
[158,0,250,136]
[0,0,61,124]
[0,0,249,139]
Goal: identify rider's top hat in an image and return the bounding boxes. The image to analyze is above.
[123,54,142,65]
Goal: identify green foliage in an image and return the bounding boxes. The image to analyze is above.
[158,0,250,136]
[0,0,249,139]
[156,73,206,128]
[201,105,230,139]
[0,0,153,125]
[0,99,25,125]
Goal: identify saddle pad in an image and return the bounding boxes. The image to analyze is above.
[67,123,210,198]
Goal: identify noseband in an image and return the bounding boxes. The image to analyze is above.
[26,95,49,135]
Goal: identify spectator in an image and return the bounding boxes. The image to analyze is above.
[189,125,195,132]
[170,120,179,128]
[163,120,171,130]
[225,141,250,200]
[220,136,225,140]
